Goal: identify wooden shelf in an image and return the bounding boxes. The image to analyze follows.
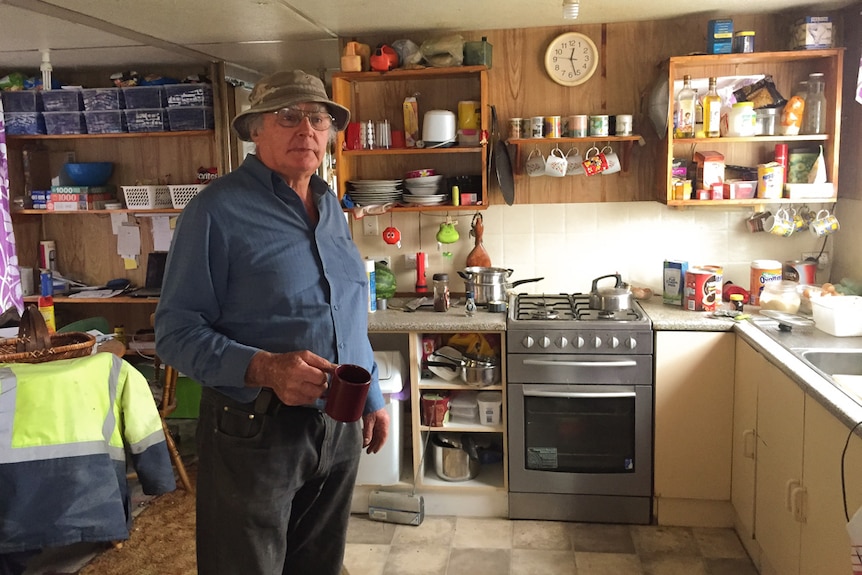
[667,197,837,208]
[7,130,213,141]
[13,209,180,215]
[24,295,158,304]
[342,146,484,157]
[333,65,488,82]
[671,134,829,145]
[509,135,641,174]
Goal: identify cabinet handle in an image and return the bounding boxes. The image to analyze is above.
[785,478,801,512]
[791,485,807,523]
[742,429,756,459]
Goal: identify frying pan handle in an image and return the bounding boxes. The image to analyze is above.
[590,273,623,291]
[509,277,544,287]
[425,361,458,371]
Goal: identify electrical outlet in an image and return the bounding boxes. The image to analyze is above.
[404,253,417,268]
[362,217,379,236]
[802,251,830,270]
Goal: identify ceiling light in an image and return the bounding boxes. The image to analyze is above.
[562,0,579,19]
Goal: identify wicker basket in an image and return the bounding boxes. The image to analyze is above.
[168,184,205,209]
[0,305,96,364]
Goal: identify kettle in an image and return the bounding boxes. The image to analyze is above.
[370,44,399,72]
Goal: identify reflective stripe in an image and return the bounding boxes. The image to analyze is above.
[0,367,18,453]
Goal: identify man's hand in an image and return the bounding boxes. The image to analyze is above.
[246,350,335,406]
[361,406,390,454]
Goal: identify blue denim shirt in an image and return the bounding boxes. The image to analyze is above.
[154,154,382,414]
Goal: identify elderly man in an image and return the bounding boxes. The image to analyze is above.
[155,70,388,575]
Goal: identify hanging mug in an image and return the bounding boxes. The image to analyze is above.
[565,146,584,176]
[809,209,840,237]
[525,148,546,177]
[600,145,621,175]
[544,146,568,178]
[581,146,608,176]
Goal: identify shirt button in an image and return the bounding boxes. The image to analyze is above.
[338,343,345,349]
[333,305,339,311]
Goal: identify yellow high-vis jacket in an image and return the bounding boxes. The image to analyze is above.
[0,352,175,553]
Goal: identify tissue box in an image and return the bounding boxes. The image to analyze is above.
[812,296,862,337]
[695,151,725,190]
[793,17,833,50]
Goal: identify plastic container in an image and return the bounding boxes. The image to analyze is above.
[121,86,166,109]
[812,296,862,337]
[433,273,450,312]
[4,112,46,135]
[41,90,82,112]
[733,31,756,53]
[759,280,801,314]
[477,391,503,426]
[727,102,756,137]
[83,110,127,134]
[450,391,479,424]
[168,184,205,209]
[123,108,167,132]
[1,90,41,112]
[750,260,782,306]
[81,87,124,111]
[167,106,214,131]
[164,84,213,107]
[755,108,779,136]
[121,185,173,209]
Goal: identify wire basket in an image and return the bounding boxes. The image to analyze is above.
[168,184,205,209]
[121,185,173,210]
[0,305,95,364]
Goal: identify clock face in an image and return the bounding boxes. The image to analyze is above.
[544,32,599,87]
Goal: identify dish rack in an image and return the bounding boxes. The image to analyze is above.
[168,184,205,209]
[121,185,173,210]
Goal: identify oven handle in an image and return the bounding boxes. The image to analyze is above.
[522,359,638,368]
[524,390,636,399]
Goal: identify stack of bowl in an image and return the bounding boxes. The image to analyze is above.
[402,172,446,206]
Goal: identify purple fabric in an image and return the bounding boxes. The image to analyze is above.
[0,100,24,314]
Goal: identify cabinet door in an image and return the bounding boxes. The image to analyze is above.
[756,362,804,575]
[732,339,765,548]
[801,396,862,575]
[654,331,735,501]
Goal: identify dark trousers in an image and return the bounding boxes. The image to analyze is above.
[195,388,361,575]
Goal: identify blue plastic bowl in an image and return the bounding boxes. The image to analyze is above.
[63,162,114,187]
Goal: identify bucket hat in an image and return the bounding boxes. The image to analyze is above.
[232,70,350,141]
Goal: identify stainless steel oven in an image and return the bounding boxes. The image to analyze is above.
[507,294,654,524]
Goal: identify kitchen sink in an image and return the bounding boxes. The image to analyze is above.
[794,349,862,400]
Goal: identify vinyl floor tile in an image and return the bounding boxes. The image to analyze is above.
[451,517,513,549]
[510,549,577,575]
[512,520,573,550]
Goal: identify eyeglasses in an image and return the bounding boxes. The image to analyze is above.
[272,108,334,131]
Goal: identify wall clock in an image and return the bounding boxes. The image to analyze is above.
[544,32,599,87]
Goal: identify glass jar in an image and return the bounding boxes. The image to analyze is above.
[802,73,827,135]
[433,273,450,312]
[759,280,801,314]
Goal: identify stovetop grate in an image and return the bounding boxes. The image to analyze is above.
[513,293,647,323]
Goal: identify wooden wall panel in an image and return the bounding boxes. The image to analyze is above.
[838,4,861,201]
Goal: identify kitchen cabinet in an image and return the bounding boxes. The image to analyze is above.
[408,331,507,493]
[657,49,844,207]
[653,331,735,526]
[331,66,488,211]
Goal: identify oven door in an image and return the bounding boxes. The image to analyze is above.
[508,383,652,497]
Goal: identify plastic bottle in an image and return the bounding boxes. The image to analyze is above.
[38,271,56,333]
[365,259,377,313]
[675,75,696,138]
[801,73,827,135]
[465,290,476,317]
[703,77,722,138]
[433,273,450,312]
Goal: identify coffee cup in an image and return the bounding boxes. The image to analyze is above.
[581,146,608,176]
[765,208,794,237]
[809,209,840,237]
[324,364,371,423]
[790,207,807,232]
[746,211,771,233]
[600,145,621,175]
[525,148,546,177]
[565,146,584,176]
[544,147,568,177]
[616,114,634,136]
[566,115,588,137]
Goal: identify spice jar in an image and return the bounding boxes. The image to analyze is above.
[730,294,745,312]
[433,273,450,312]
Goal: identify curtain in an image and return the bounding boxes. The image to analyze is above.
[0,100,24,314]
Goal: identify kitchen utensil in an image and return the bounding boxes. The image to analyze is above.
[432,433,480,481]
[458,266,543,306]
[63,162,113,186]
[490,105,515,205]
[589,273,633,311]
[428,348,500,387]
[422,110,456,146]
[465,213,491,268]
[759,309,815,332]
[427,346,462,380]
[324,364,371,423]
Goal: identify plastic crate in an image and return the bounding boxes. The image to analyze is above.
[1,90,41,112]
[41,89,83,112]
[43,111,86,135]
[123,108,167,132]
[168,184,205,209]
[122,185,173,209]
[83,110,127,134]
[164,83,213,107]
[167,106,214,131]
[81,87,124,111]
[3,112,46,135]
[121,86,166,109]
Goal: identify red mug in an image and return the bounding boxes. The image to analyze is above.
[325,364,371,423]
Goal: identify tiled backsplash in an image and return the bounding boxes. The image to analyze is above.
[352,201,855,297]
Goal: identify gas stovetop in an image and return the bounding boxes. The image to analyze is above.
[509,294,649,327]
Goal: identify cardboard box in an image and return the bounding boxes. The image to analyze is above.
[694,151,725,191]
[793,17,833,50]
[723,180,757,199]
[708,19,733,54]
[663,260,688,306]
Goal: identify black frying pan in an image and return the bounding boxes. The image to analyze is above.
[489,105,515,205]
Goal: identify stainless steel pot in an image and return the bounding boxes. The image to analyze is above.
[589,273,633,312]
[427,351,500,387]
[432,433,480,481]
[458,267,543,305]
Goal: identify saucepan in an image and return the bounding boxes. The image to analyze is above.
[589,273,633,312]
[426,349,500,387]
[458,267,543,305]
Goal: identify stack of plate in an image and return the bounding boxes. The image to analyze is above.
[402,174,447,206]
[347,180,402,205]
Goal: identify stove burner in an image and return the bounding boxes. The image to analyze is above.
[531,306,559,320]
[512,293,647,324]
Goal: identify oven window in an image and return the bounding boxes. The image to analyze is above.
[524,394,636,473]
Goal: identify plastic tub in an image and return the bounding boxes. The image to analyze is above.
[121,86,166,109]
[1,90,41,112]
[167,106,214,131]
[41,90,83,112]
[164,84,213,107]
[124,108,167,132]
[4,112,46,135]
[83,110,127,134]
[43,111,86,135]
[812,296,862,337]
[477,391,503,426]
[82,87,124,111]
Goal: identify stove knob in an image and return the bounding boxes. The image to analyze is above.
[625,337,638,350]
[522,335,535,349]
[592,335,602,349]
[555,336,568,349]
[609,336,620,349]
[574,336,586,349]
[539,336,551,349]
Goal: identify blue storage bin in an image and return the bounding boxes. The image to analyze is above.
[41,90,83,112]
[81,87,124,111]
[167,106,213,131]
[164,84,213,107]
[1,90,42,113]
[43,111,86,135]
[83,110,127,134]
[121,86,166,109]
[3,112,46,135]
[124,108,167,132]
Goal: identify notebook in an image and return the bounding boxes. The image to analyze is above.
[128,252,167,298]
